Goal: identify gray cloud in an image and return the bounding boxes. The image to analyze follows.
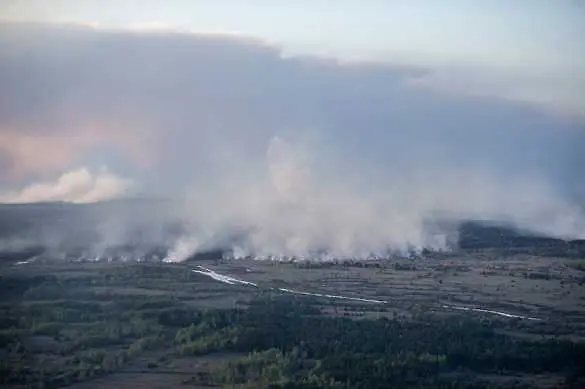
[0,21,583,257]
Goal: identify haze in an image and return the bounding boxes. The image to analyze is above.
[0,1,584,259]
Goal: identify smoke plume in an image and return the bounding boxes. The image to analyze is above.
[0,167,134,204]
[166,135,585,261]
[0,21,583,262]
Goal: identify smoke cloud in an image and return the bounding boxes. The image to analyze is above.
[0,167,134,204]
[0,21,583,261]
[166,135,585,261]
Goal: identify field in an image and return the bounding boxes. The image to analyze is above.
[2,250,585,388]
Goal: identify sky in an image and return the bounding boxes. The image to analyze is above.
[0,1,584,255]
[2,0,584,117]
[2,1,584,69]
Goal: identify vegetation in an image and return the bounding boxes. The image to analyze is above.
[1,263,584,389]
[569,261,585,272]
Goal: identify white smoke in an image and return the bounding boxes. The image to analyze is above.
[167,135,585,262]
[0,167,134,204]
[164,237,201,263]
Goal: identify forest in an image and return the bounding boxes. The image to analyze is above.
[1,263,584,389]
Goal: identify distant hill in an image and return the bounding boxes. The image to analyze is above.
[458,221,585,257]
